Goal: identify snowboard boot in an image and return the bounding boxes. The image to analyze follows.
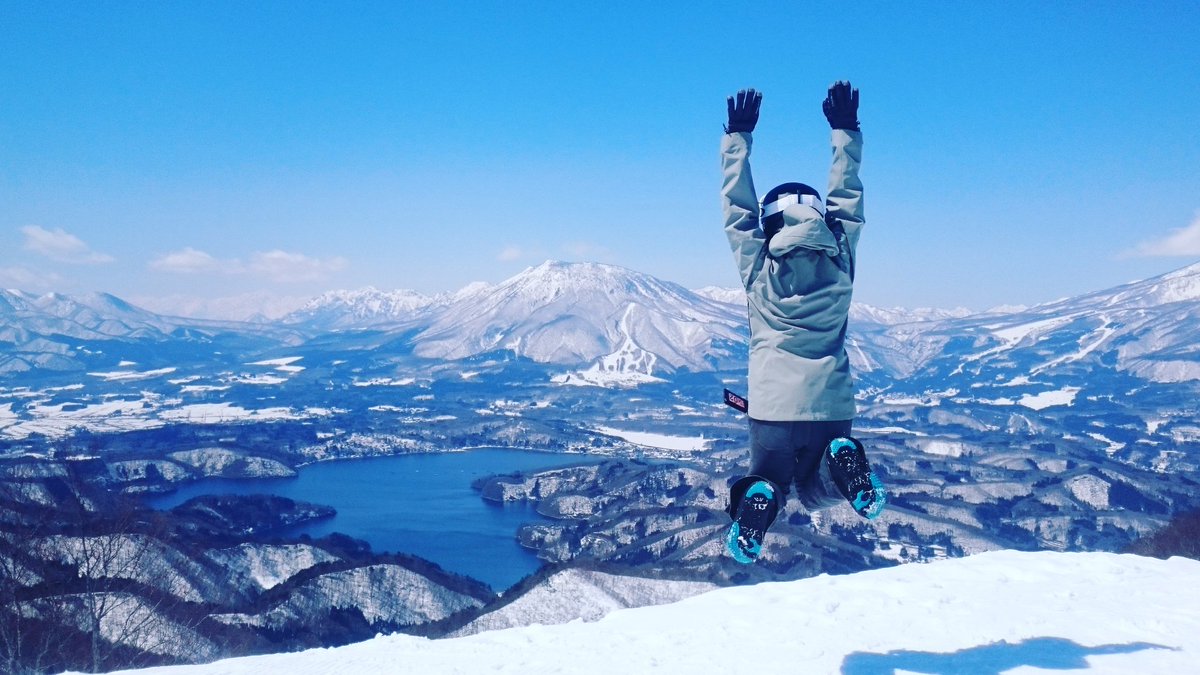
[826,436,887,520]
[725,476,779,564]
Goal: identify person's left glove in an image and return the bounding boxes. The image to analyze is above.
[823,81,860,131]
[725,88,762,134]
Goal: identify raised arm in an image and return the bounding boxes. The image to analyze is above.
[722,88,765,289]
[823,81,865,252]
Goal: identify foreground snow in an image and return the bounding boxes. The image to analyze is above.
[103,550,1198,674]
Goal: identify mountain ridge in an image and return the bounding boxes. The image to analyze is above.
[3,260,1200,385]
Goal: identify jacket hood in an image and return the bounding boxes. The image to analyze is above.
[767,204,839,257]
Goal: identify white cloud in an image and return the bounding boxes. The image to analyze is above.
[1128,211,1200,257]
[149,247,347,283]
[0,265,62,291]
[149,247,221,273]
[497,245,524,261]
[248,250,347,283]
[20,225,114,264]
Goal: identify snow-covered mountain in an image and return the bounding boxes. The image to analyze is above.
[0,290,180,342]
[693,286,977,325]
[849,303,976,326]
[4,260,1200,388]
[691,285,743,307]
[277,262,751,380]
[273,263,752,380]
[0,289,298,342]
[284,287,435,329]
[0,290,191,374]
[272,257,1200,384]
[852,260,1200,385]
[0,289,298,376]
[97,550,1200,675]
[411,261,747,376]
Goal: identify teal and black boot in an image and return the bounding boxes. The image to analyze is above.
[826,436,887,519]
[725,478,779,564]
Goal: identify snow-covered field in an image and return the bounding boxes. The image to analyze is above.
[593,425,709,452]
[0,367,334,439]
[100,550,1199,675]
[247,357,306,374]
[89,367,178,382]
[0,390,337,439]
[1018,386,1082,411]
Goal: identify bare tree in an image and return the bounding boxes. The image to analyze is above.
[50,466,216,671]
[0,497,76,674]
[0,458,216,672]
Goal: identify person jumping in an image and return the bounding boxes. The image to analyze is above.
[720,81,886,564]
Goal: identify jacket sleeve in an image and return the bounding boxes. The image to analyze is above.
[721,131,765,289]
[826,129,864,253]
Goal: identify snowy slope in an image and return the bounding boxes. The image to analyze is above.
[101,551,1199,674]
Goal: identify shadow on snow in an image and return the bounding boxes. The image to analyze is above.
[840,637,1174,674]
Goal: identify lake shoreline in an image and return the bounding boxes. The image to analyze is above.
[141,447,608,590]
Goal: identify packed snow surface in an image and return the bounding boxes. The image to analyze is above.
[101,550,1199,674]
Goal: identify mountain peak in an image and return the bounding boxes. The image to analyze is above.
[412,260,745,373]
[448,281,493,301]
[490,261,685,305]
[521,260,642,283]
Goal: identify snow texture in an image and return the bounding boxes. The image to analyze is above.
[97,550,1200,675]
[451,569,718,637]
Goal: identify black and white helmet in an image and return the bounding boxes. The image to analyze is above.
[760,182,824,237]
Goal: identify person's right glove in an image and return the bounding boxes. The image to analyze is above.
[823,81,860,131]
[725,88,762,134]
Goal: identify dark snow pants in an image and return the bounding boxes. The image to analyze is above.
[741,418,851,511]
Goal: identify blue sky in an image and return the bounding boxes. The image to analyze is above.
[2,1,1198,317]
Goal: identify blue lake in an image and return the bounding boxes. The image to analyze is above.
[144,448,601,591]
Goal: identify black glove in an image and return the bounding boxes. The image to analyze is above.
[725,88,762,134]
[823,81,860,131]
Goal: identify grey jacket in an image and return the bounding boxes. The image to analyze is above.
[721,129,864,421]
